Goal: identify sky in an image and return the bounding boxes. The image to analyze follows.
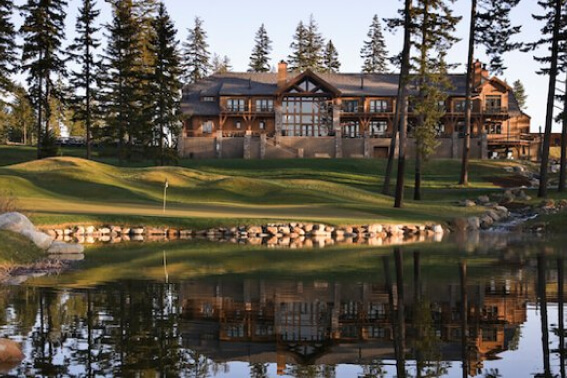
[12,0,555,132]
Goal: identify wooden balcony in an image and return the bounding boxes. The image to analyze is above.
[220,106,275,115]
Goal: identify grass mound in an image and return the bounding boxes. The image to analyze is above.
[0,230,44,266]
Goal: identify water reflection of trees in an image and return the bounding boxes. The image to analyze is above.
[1,248,565,377]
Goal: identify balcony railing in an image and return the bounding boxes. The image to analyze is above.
[221,106,274,113]
[483,107,508,115]
[341,106,394,114]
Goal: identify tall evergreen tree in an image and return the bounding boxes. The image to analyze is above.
[288,20,308,71]
[182,16,210,83]
[20,0,68,158]
[148,1,182,165]
[6,84,36,145]
[512,79,527,110]
[529,0,564,195]
[0,0,17,97]
[411,0,460,201]
[459,0,522,185]
[68,0,101,160]
[211,53,231,74]
[101,0,144,159]
[248,24,272,72]
[304,14,325,71]
[322,40,340,73]
[360,15,389,73]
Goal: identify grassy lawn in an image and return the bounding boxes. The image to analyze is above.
[0,145,538,228]
[0,230,44,266]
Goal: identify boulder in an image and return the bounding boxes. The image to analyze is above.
[0,338,24,363]
[47,241,85,254]
[452,218,469,232]
[467,217,480,231]
[477,195,490,205]
[85,226,96,234]
[20,229,53,250]
[368,224,383,233]
[462,200,476,207]
[0,212,35,233]
[432,224,444,234]
[480,215,494,229]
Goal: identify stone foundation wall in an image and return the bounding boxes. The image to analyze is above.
[178,134,486,160]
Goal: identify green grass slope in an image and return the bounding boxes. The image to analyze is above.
[0,230,44,266]
[0,152,533,228]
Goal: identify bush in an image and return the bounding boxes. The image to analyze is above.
[38,130,61,159]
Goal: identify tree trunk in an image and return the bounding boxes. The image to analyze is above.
[460,261,468,378]
[394,0,412,208]
[383,92,401,195]
[414,142,422,200]
[459,0,477,186]
[538,254,551,377]
[86,38,92,161]
[37,69,44,159]
[394,247,406,378]
[539,0,563,198]
[559,70,567,191]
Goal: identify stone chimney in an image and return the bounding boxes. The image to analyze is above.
[472,59,489,88]
[277,60,288,89]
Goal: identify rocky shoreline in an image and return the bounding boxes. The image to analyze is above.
[40,222,446,248]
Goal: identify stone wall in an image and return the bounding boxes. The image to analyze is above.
[178,134,486,160]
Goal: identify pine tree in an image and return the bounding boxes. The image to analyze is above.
[248,24,272,72]
[0,0,17,98]
[288,20,308,71]
[20,0,68,158]
[512,80,527,110]
[322,40,340,73]
[148,1,182,165]
[68,0,101,160]
[304,14,325,71]
[182,16,211,83]
[211,54,232,74]
[411,0,460,201]
[459,0,522,185]
[101,0,144,159]
[528,0,564,195]
[360,14,389,73]
[6,85,36,145]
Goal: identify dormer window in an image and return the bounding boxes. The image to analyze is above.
[202,96,215,102]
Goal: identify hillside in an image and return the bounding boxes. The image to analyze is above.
[0,153,535,228]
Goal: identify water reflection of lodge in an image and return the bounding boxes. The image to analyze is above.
[179,278,531,373]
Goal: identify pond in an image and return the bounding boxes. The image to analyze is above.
[0,232,565,377]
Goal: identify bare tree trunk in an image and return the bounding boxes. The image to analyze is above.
[559,258,565,378]
[86,46,92,161]
[37,70,44,159]
[460,261,468,378]
[559,71,567,191]
[459,0,477,186]
[383,86,402,195]
[538,254,552,376]
[394,0,412,208]
[539,0,563,197]
[394,247,406,377]
[414,143,422,200]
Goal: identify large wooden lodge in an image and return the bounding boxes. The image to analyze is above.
[180,60,536,160]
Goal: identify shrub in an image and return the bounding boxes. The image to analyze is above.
[0,190,19,213]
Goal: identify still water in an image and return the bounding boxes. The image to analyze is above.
[0,233,566,377]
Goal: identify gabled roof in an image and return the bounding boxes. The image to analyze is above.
[180,70,523,118]
[276,69,342,96]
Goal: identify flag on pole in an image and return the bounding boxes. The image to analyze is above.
[165,178,169,188]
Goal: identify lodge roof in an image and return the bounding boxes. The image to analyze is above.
[181,71,523,117]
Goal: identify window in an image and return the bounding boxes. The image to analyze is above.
[226,98,246,111]
[369,120,387,136]
[342,100,359,113]
[202,96,215,102]
[255,99,274,112]
[485,95,502,111]
[259,120,266,130]
[437,100,446,110]
[282,96,332,137]
[454,99,466,112]
[435,122,445,135]
[342,121,360,138]
[234,120,241,129]
[486,122,502,134]
[369,100,389,113]
[202,120,213,134]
